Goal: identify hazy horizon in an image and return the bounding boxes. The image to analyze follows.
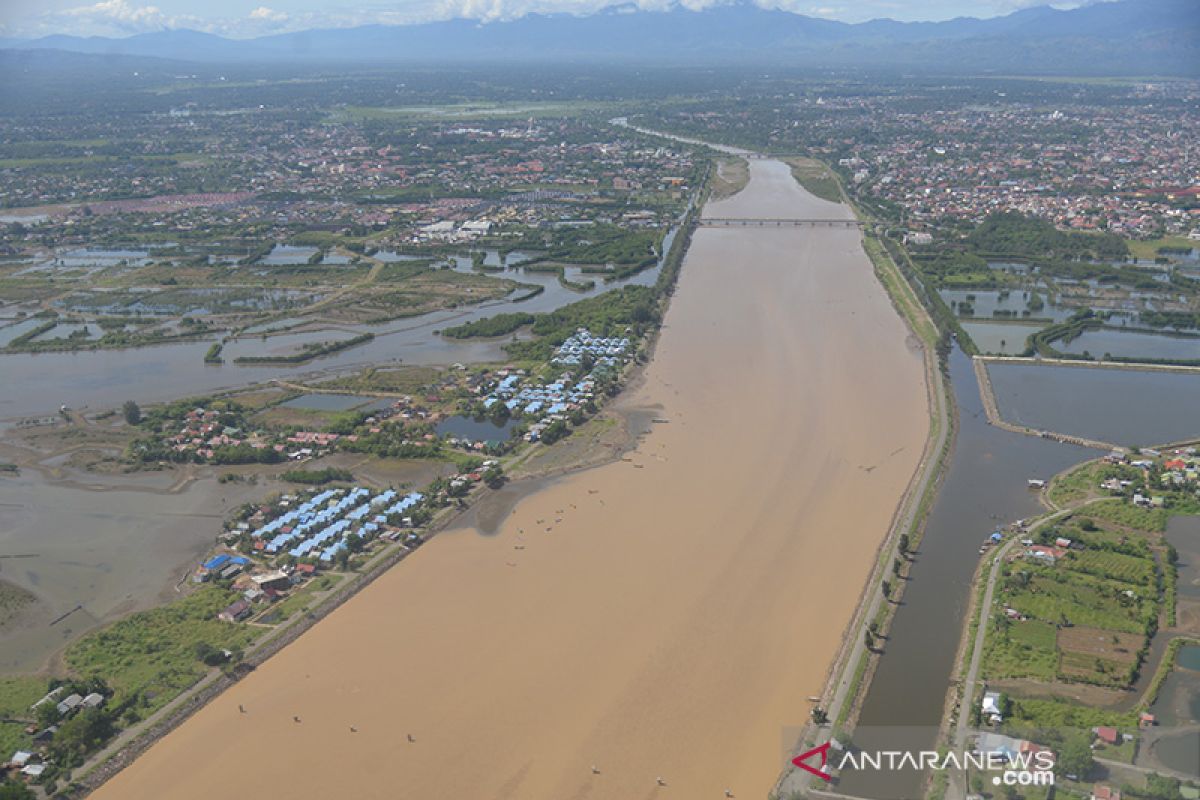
[1,0,1095,40]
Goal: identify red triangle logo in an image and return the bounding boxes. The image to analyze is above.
[792,741,832,782]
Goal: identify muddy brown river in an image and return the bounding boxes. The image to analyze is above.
[92,159,929,800]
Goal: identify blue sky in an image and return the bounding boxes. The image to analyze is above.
[0,0,1091,38]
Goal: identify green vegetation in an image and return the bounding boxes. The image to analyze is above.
[66,587,257,718]
[1006,696,1137,733]
[985,514,1162,689]
[967,212,1129,261]
[862,235,939,348]
[710,156,749,200]
[1128,235,1198,261]
[442,312,535,339]
[784,157,843,204]
[0,677,51,761]
[983,619,1059,681]
[232,333,374,365]
[263,574,342,622]
[1084,498,1170,532]
[506,285,658,361]
[1046,460,1141,508]
[0,781,35,799]
[122,399,141,425]
[1003,566,1150,634]
[280,467,354,485]
[510,284,545,302]
[315,365,441,395]
[523,225,661,269]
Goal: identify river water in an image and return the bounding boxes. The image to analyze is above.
[92,158,930,800]
[838,347,1091,799]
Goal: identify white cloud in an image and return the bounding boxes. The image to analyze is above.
[61,0,174,32]
[249,7,290,23]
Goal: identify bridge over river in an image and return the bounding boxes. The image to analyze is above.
[699,217,864,228]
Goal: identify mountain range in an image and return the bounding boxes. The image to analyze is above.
[1,0,1197,75]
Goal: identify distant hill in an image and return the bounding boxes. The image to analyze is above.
[1,0,1197,75]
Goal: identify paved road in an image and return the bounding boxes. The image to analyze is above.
[947,539,1013,800]
[948,501,1106,800]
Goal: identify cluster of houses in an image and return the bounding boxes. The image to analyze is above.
[1022,535,1075,566]
[160,406,352,464]
[280,430,347,460]
[195,553,308,622]
[974,731,1056,768]
[196,487,427,623]
[1158,449,1199,491]
[475,329,630,442]
[447,460,501,494]
[977,689,1178,800]
[550,329,631,368]
[154,392,452,465]
[1100,446,1200,508]
[166,407,261,461]
[5,687,109,782]
[826,95,1200,240]
[248,487,425,562]
[417,218,493,242]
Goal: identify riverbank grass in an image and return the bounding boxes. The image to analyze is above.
[782,157,844,204]
[0,676,51,759]
[862,235,939,348]
[710,157,749,200]
[1127,235,1197,261]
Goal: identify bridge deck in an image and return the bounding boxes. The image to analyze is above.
[699,217,863,228]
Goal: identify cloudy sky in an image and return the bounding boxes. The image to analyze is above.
[0,0,1090,39]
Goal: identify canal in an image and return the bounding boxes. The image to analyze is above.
[837,346,1090,799]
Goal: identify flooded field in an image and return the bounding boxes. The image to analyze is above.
[280,393,375,412]
[93,159,929,800]
[1168,517,1200,600]
[960,320,1044,355]
[838,348,1090,799]
[0,471,269,673]
[1057,328,1200,361]
[0,454,450,673]
[986,362,1200,447]
[940,288,1073,323]
[0,243,671,422]
[260,244,319,265]
[1146,644,1200,777]
[0,318,48,347]
[435,414,518,441]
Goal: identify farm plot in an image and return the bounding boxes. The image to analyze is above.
[1057,626,1144,685]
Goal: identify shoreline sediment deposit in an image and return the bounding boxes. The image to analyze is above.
[93,159,929,799]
